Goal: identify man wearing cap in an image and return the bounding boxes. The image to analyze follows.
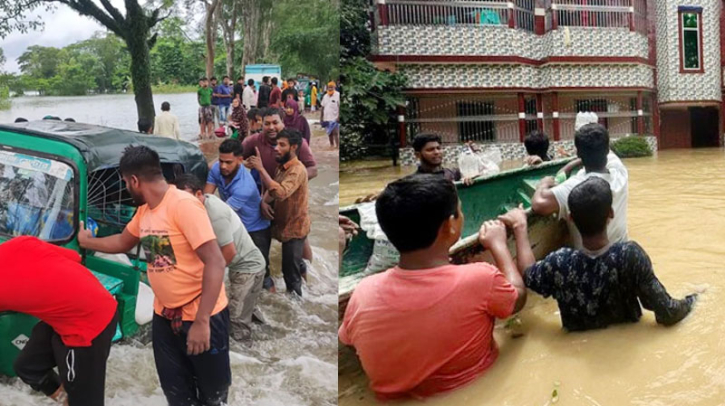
[320,81,340,149]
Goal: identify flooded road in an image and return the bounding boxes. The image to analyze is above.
[339,149,725,406]
[0,95,339,405]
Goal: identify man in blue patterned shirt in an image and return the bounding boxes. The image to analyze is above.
[504,177,696,331]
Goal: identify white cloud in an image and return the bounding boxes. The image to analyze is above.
[1,0,126,73]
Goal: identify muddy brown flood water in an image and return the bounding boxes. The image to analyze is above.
[339,149,725,406]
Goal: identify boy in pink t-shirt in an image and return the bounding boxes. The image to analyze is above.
[339,174,530,400]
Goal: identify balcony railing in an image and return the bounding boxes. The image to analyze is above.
[383,0,535,31]
[376,0,647,34]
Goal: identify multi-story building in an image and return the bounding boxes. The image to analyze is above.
[369,0,723,163]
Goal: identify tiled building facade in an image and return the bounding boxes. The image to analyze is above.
[371,0,725,155]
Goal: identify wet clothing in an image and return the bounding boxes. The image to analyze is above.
[125,186,228,321]
[415,166,462,183]
[257,84,271,108]
[339,263,518,400]
[14,311,118,406]
[249,227,273,287]
[551,152,628,250]
[283,99,311,143]
[228,270,264,340]
[269,157,310,242]
[281,237,307,296]
[0,236,117,347]
[241,133,317,181]
[153,309,231,406]
[206,163,269,233]
[525,241,695,331]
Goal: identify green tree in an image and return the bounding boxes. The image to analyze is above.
[0,0,174,121]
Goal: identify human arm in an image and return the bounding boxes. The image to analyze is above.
[260,190,274,220]
[498,207,536,273]
[220,243,237,266]
[248,148,304,201]
[174,118,181,140]
[478,220,527,313]
[78,221,139,254]
[204,183,217,195]
[186,240,226,355]
[339,215,359,238]
[153,117,159,135]
[559,158,582,177]
[298,140,318,180]
[531,176,560,216]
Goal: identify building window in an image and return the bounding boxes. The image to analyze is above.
[524,98,538,134]
[575,99,608,128]
[457,101,495,143]
[679,8,704,73]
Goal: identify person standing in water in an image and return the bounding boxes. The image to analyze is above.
[176,174,266,341]
[248,129,311,296]
[339,174,527,399]
[78,145,230,406]
[320,81,340,148]
[5,236,118,406]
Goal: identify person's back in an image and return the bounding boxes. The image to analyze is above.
[154,108,180,140]
[0,236,117,346]
[525,178,695,331]
[341,262,517,399]
[258,81,271,108]
[204,194,265,271]
[339,175,525,399]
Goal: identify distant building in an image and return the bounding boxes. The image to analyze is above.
[370,0,722,162]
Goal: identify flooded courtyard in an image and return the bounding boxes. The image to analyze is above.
[339,148,725,406]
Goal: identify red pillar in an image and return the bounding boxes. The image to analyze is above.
[536,93,544,130]
[552,92,561,141]
[552,5,559,30]
[637,91,644,135]
[629,0,636,32]
[518,93,526,143]
[378,0,388,26]
[508,3,516,29]
[652,94,660,143]
[535,6,545,35]
[398,105,406,147]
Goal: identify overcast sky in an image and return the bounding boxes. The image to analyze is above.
[1,1,126,73]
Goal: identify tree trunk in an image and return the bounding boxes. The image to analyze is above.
[240,0,261,76]
[205,0,221,78]
[227,4,236,78]
[125,10,155,121]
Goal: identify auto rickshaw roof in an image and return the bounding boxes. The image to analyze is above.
[0,120,208,176]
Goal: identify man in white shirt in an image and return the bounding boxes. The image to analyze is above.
[153,102,181,140]
[242,79,256,112]
[320,81,340,148]
[531,123,628,249]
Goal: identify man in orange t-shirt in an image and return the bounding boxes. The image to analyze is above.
[339,174,529,400]
[78,145,229,406]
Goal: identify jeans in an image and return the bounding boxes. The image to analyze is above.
[282,237,308,296]
[152,309,231,406]
[219,105,230,123]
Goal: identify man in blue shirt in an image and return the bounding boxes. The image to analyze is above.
[213,75,233,124]
[205,139,275,291]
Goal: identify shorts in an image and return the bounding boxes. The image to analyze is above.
[198,106,214,124]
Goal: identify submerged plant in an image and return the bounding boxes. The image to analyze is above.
[611,136,653,158]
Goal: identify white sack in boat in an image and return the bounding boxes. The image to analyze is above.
[357,202,401,274]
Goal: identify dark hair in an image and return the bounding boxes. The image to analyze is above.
[222,75,229,80]
[14,117,28,123]
[119,145,163,180]
[247,79,254,86]
[412,133,442,152]
[262,107,284,119]
[574,123,609,170]
[568,177,612,237]
[137,118,153,133]
[262,76,269,83]
[64,118,75,122]
[376,174,459,253]
[247,108,260,120]
[210,76,218,82]
[287,78,295,82]
[161,102,170,111]
[199,77,208,81]
[219,138,244,157]
[271,77,278,85]
[524,130,550,161]
[277,128,302,149]
[174,174,204,194]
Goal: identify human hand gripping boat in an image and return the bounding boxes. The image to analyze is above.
[0,120,208,376]
[339,157,577,322]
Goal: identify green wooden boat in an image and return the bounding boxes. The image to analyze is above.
[339,158,575,321]
[0,120,208,376]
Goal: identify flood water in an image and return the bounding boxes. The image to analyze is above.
[339,148,725,405]
[0,94,339,405]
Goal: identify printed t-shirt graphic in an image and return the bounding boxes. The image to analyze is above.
[126,186,228,321]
